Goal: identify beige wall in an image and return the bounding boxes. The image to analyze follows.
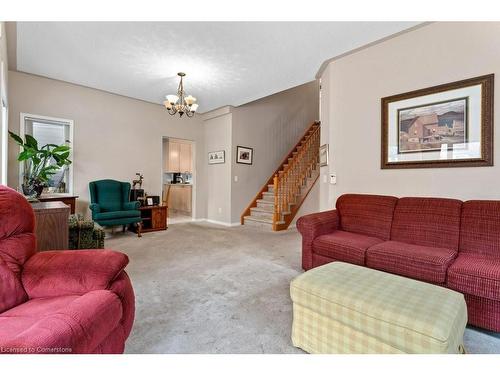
[203,108,233,224]
[319,22,500,210]
[0,22,8,185]
[231,80,319,222]
[7,71,207,218]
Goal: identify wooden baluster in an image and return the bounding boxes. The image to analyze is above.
[273,174,279,224]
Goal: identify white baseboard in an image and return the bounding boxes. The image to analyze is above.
[202,219,241,227]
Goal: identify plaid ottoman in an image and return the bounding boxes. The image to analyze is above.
[290,262,467,353]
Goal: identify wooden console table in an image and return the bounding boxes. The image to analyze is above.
[132,205,167,233]
[38,194,79,214]
[31,201,70,251]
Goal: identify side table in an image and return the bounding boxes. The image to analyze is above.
[31,201,70,251]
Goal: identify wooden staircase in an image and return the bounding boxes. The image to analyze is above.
[241,121,321,231]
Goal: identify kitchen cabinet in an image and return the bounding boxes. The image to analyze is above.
[167,140,192,173]
[169,184,192,214]
[168,141,180,172]
[179,143,192,173]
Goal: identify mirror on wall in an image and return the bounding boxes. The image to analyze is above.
[21,113,74,194]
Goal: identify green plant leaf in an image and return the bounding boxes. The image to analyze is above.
[25,134,39,150]
[18,150,32,161]
[8,131,24,145]
[53,145,70,153]
[43,165,59,171]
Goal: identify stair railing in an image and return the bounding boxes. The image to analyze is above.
[273,124,320,228]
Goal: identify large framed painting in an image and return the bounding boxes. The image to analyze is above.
[381,74,494,169]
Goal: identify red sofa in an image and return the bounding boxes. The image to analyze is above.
[0,186,135,353]
[297,193,500,332]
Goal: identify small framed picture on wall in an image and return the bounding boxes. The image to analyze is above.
[319,144,329,167]
[208,150,225,164]
[236,146,253,165]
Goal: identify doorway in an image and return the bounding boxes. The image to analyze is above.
[162,137,195,224]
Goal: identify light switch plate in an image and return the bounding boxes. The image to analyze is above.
[330,174,337,184]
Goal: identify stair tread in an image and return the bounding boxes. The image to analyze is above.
[250,207,291,216]
[257,199,273,204]
[244,216,285,225]
[251,207,273,213]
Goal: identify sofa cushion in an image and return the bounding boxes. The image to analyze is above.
[0,290,122,353]
[460,200,500,257]
[391,197,462,249]
[336,194,398,240]
[94,210,141,221]
[366,241,457,284]
[313,230,384,265]
[447,254,500,301]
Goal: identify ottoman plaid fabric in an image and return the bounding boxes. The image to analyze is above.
[290,262,467,354]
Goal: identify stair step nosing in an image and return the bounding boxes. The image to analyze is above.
[244,216,285,225]
[251,207,274,213]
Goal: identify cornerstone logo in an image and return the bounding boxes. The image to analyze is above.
[0,346,72,353]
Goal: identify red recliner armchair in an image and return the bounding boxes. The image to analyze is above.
[0,186,135,354]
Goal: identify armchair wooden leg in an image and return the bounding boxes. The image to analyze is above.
[137,222,142,238]
[122,225,126,233]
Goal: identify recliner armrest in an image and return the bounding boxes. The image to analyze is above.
[22,250,129,299]
[123,201,140,210]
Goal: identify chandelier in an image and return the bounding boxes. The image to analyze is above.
[164,72,199,118]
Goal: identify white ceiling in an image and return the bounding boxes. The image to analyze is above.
[16,22,420,113]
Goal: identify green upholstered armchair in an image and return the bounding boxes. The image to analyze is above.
[89,179,142,237]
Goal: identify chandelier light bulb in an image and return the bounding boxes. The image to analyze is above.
[166,95,179,105]
[185,95,197,105]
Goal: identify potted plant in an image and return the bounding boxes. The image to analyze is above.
[9,131,72,198]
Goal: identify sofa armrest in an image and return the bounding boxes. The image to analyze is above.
[296,210,339,270]
[123,201,140,210]
[89,203,101,213]
[22,250,129,299]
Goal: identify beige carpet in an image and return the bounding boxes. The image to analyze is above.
[105,222,500,354]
